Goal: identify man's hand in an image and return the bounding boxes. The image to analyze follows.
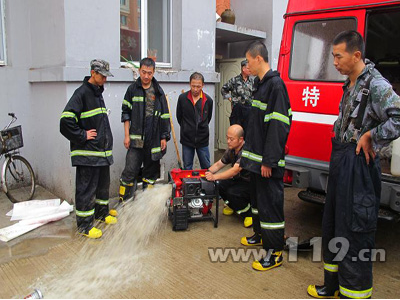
[86,129,97,140]
[356,130,376,165]
[161,139,167,151]
[205,171,216,181]
[124,136,130,149]
[261,164,272,178]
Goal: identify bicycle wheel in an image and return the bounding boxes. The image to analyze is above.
[3,155,35,203]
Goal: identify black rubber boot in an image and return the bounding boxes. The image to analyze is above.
[241,233,262,246]
[252,251,283,271]
[307,269,339,299]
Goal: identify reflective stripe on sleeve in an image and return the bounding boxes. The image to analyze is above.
[80,108,107,119]
[61,111,78,122]
[161,113,170,119]
[123,100,132,109]
[151,147,161,154]
[264,112,290,126]
[130,135,142,140]
[278,160,285,167]
[252,100,267,111]
[132,96,143,102]
[252,208,258,215]
[242,150,262,163]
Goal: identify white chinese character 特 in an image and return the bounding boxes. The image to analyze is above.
[302,86,320,107]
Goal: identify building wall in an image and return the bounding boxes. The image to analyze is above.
[0,0,218,203]
[228,0,288,69]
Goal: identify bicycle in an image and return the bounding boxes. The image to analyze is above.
[0,113,35,202]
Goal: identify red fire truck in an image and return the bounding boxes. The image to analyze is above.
[279,0,400,220]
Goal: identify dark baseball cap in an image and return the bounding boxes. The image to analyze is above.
[90,59,114,77]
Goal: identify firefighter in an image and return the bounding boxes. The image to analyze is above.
[116,57,171,207]
[205,124,252,228]
[239,41,291,271]
[307,31,400,299]
[60,59,116,239]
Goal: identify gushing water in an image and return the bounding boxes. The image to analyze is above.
[33,184,171,298]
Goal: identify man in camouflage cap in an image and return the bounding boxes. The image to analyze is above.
[60,59,116,239]
[221,59,254,134]
[90,59,114,77]
[308,31,400,299]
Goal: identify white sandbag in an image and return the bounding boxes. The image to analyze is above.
[10,199,61,221]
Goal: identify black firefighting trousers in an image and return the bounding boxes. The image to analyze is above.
[250,172,285,252]
[322,138,381,299]
[218,178,251,217]
[120,146,160,186]
[75,166,110,233]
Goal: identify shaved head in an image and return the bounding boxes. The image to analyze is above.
[228,125,244,138]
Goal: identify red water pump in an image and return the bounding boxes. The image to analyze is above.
[168,169,219,231]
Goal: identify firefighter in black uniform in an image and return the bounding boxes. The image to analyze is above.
[117,57,171,205]
[240,41,291,271]
[60,59,116,239]
[205,124,252,228]
[308,31,400,299]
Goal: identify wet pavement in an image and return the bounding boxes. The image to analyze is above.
[0,185,399,298]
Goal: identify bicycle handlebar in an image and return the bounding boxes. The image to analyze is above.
[8,113,15,118]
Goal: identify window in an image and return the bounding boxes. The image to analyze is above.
[290,18,357,81]
[0,0,6,65]
[120,0,171,66]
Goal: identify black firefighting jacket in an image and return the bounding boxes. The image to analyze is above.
[60,76,113,167]
[121,76,171,161]
[240,70,291,178]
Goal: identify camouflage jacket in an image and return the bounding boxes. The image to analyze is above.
[221,74,254,106]
[333,60,400,152]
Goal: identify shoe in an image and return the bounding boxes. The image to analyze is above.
[109,209,118,217]
[252,251,283,271]
[223,206,234,216]
[307,285,339,299]
[79,227,102,239]
[104,215,117,224]
[241,233,262,246]
[244,217,253,228]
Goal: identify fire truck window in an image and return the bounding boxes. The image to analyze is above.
[290,18,356,81]
[366,10,400,96]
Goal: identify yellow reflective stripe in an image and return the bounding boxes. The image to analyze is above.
[264,112,290,126]
[154,111,161,117]
[278,160,285,167]
[120,180,134,187]
[252,100,267,111]
[95,199,109,205]
[151,147,161,154]
[260,221,285,229]
[242,150,262,163]
[251,208,258,215]
[161,113,170,119]
[288,108,292,116]
[236,203,251,215]
[123,100,132,109]
[339,286,372,299]
[142,178,155,184]
[224,200,229,205]
[76,209,95,217]
[80,108,107,119]
[324,263,338,273]
[130,135,142,140]
[71,150,112,157]
[61,112,78,122]
[132,96,143,102]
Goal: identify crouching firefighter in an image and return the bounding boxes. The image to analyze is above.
[114,57,171,212]
[307,31,400,299]
[60,59,117,239]
[205,125,252,228]
[240,41,292,271]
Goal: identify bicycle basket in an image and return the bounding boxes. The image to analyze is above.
[1,125,24,153]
